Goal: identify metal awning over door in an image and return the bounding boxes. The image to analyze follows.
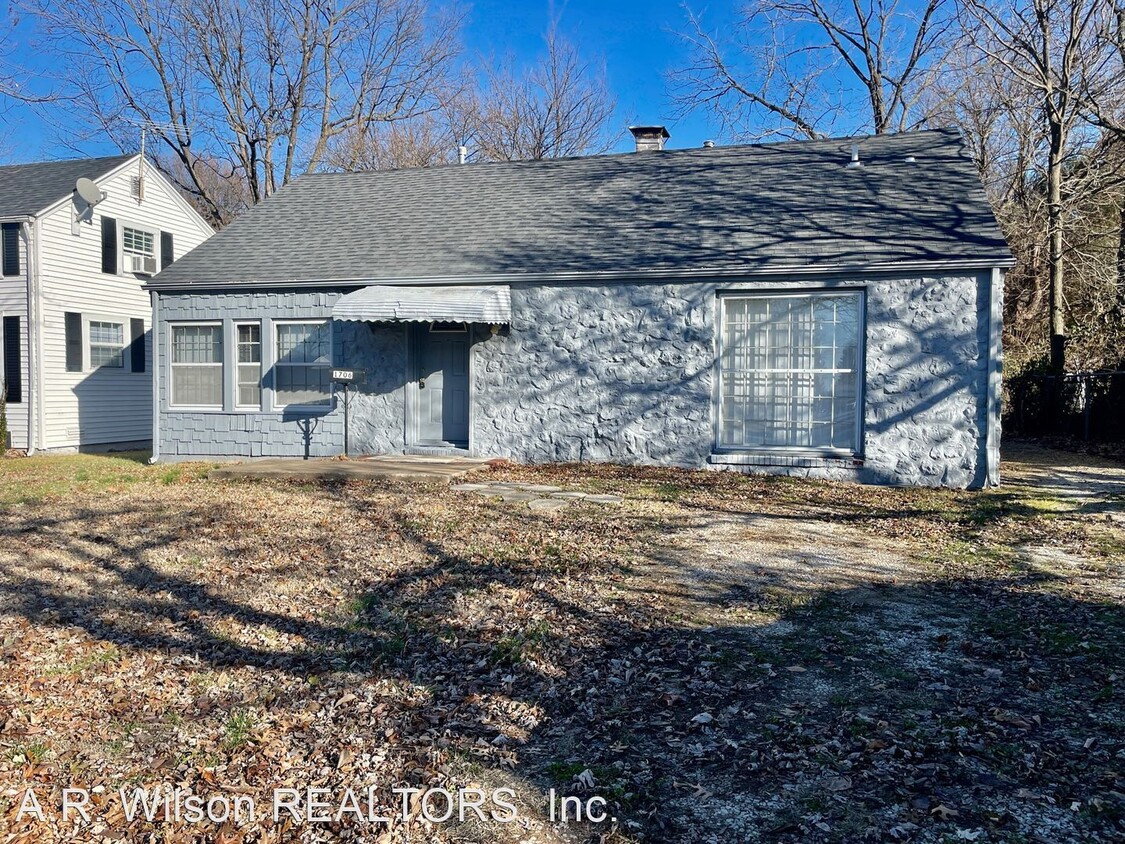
[331,284,512,324]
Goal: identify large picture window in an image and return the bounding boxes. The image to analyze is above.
[275,321,331,407]
[170,324,223,408]
[719,292,862,452]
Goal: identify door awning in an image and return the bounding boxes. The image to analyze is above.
[331,284,512,324]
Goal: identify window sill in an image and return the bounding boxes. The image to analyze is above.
[275,402,333,412]
[709,451,863,469]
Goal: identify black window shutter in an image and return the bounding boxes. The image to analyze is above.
[1,223,19,277]
[65,312,83,372]
[130,318,146,372]
[101,216,117,274]
[160,231,174,269]
[3,316,21,403]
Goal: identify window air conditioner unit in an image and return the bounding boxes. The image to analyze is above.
[130,254,158,274]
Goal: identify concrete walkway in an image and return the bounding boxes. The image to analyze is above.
[210,455,493,483]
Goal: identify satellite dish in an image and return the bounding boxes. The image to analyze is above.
[75,177,103,207]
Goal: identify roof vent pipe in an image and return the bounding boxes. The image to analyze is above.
[457,145,468,165]
[846,143,862,169]
[703,140,715,148]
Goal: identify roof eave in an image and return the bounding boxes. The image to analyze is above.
[146,256,1016,293]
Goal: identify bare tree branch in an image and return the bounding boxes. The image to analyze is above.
[24,0,464,225]
[670,0,953,140]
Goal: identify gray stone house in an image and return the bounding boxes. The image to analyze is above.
[146,127,1012,488]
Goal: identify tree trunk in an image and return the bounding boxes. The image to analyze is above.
[1047,118,1067,372]
[1118,201,1125,313]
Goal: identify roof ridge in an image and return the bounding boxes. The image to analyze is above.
[292,128,961,182]
[0,153,136,171]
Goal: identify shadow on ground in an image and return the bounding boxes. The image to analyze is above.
[1,467,1122,843]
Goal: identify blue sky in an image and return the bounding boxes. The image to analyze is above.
[1,0,722,162]
[463,0,719,152]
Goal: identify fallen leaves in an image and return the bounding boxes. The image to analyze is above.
[0,452,1122,842]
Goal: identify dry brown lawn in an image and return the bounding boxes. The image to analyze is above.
[0,446,1122,843]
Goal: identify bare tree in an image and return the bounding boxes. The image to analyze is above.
[1078,3,1125,306]
[325,112,461,170]
[958,0,1117,372]
[26,0,464,225]
[672,0,954,140]
[466,26,617,161]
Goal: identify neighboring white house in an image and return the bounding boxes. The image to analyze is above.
[0,155,214,452]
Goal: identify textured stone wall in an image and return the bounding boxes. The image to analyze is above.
[156,272,997,488]
[858,273,992,488]
[471,283,715,467]
[470,275,994,488]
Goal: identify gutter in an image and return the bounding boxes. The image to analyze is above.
[150,291,161,463]
[143,256,1018,293]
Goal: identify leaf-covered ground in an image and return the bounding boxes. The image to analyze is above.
[0,445,1122,843]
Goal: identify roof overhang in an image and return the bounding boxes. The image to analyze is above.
[332,284,512,324]
[146,257,1016,293]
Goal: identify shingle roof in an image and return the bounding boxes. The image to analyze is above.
[0,155,136,217]
[149,129,1011,289]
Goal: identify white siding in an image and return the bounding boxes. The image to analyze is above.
[0,226,30,448]
[36,160,212,448]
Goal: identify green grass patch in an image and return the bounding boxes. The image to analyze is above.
[222,710,256,750]
[10,741,50,765]
[490,619,552,667]
[44,645,122,676]
[0,451,213,506]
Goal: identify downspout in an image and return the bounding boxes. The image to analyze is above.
[24,217,43,454]
[985,267,1004,487]
[150,290,161,463]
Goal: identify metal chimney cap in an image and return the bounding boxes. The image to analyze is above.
[628,125,670,139]
[703,140,715,148]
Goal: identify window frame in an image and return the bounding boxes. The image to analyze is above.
[85,317,126,370]
[271,319,333,410]
[235,321,263,410]
[714,289,865,457]
[120,224,157,276]
[168,321,224,410]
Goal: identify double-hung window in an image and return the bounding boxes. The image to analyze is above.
[719,292,862,453]
[122,226,156,274]
[170,324,223,408]
[88,320,125,368]
[236,323,262,409]
[274,321,331,407]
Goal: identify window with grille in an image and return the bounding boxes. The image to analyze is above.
[718,292,862,452]
[170,324,223,408]
[122,226,157,274]
[122,227,154,257]
[88,320,125,368]
[275,321,331,407]
[236,323,262,409]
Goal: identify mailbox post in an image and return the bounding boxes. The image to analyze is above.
[330,368,366,456]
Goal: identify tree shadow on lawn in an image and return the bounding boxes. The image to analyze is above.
[1,490,1122,843]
